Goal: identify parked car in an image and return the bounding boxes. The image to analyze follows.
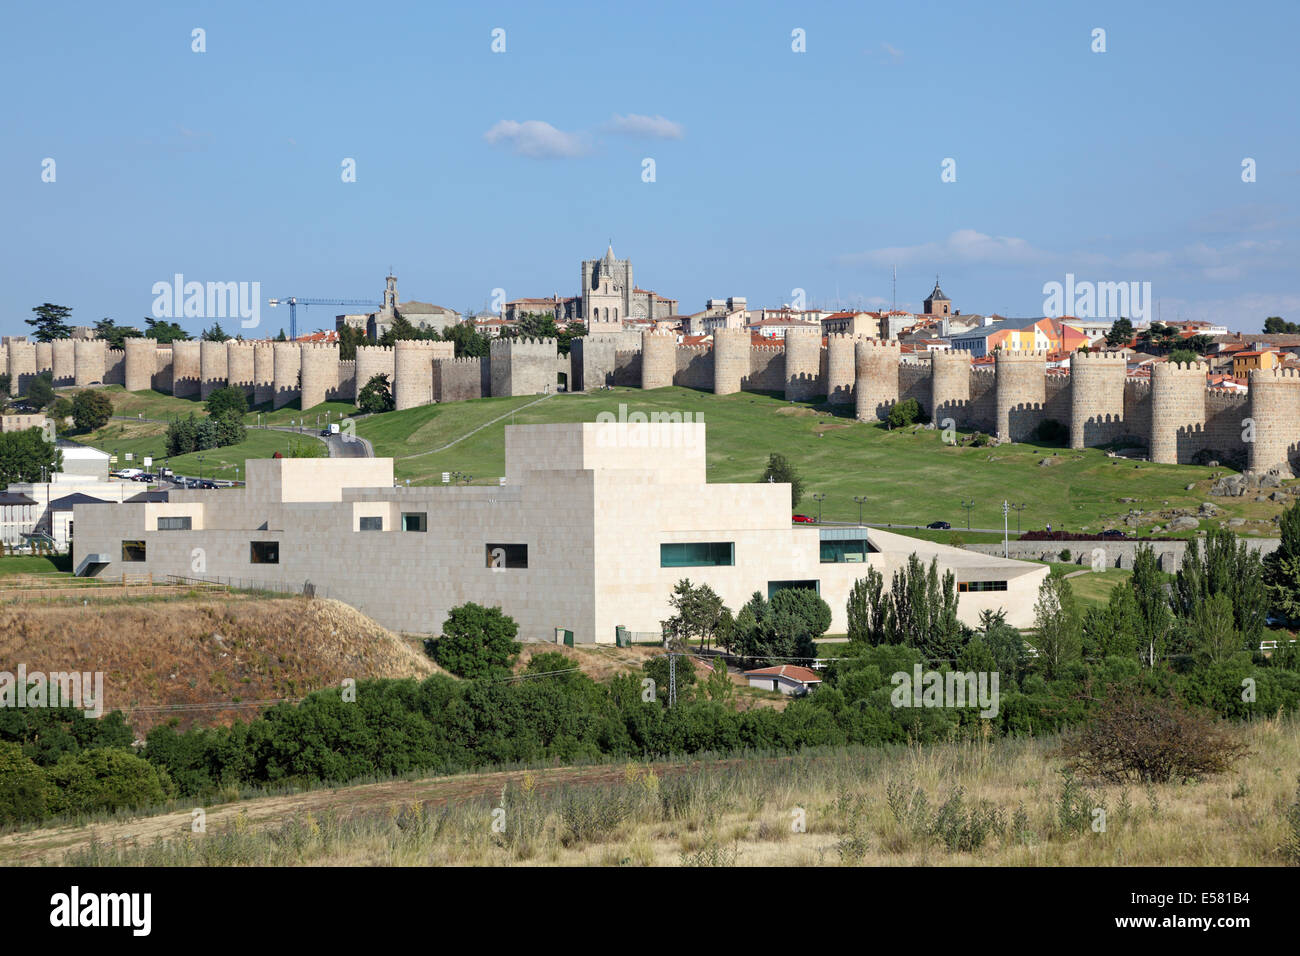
[1099,529,1127,539]
[196,480,217,490]
[926,520,951,530]
[792,514,816,524]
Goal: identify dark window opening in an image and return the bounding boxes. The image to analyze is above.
[158,516,192,531]
[121,540,146,562]
[660,541,734,567]
[359,516,383,531]
[486,543,528,569]
[767,579,820,599]
[957,580,1008,592]
[250,541,280,564]
[402,512,427,532]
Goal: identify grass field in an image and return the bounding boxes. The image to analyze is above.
[74,385,1296,536]
[353,386,1288,535]
[15,715,1295,866]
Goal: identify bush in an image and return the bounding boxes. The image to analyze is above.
[887,398,923,429]
[357,374,395,414]
[46,747,174,816]
[0,741,55,824]
[25,372,54,409]
[1057,687,1250,783]
[432,603,521,679]
[1059,549,1072,562]
[204,386,248,420]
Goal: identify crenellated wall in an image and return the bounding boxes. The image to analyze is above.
[73,339,106,386]
[434,356,488,402]
[271,341,301,409]
[226,341,256,398]
[854,339,901,421]
[355,346,396,403]
[172,341,202,398]
[299,343,339,410]
[640,332,676,390]
[104,348,125,386]
[674,344,713,389]
[931,351,971,424]
[51,339,75,387]
[995,350,1048,442]
[1150,361,1207,464]
[253,343,275,406]
[746,343,785,392]
[1069,351,1127,449]
[199,340,228,399]
[123,338,156,392]
[490,337,556,398]
[783,329,822,401]
[394,340,446,409]
[1248,368,1300,475]
[826,334,856,406]
[712,328,750,395]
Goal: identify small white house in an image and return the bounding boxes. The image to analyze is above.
[744,664,823,696]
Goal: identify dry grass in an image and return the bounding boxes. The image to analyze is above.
[0,596,438,732]
[23,713,1298,867]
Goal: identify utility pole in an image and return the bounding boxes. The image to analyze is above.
[1002,500,1010,558]
[1010,502,1027,534]
[812,493,826,523]
[960,498,975,530]
[668,652,677,708]
[854,495,868,527]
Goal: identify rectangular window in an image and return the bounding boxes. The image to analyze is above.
[401,512,427,533]
[250,541,279,564]
[486,543,528,569]
[157,516,192,531]
[121,540,146,562]
[819,538,871,563]
[957,580,1008,593]
[659,542,734,567]
[359,516,383,531]
[767,579,820,599]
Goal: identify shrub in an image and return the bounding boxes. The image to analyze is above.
[1059,549,1072,562]
[71,389,113,431]
[47,747,174,816]
[887,398,923,429]
[432,603,520,679]
[0,741,55,824]
[204,386,248,420]
[357,374,395,414]
[1057,687,1250,783]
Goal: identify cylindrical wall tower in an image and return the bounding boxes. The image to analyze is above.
[73,339,106,386]
[253,343,275,406]
[355,346,396,401]
[171,341,201,398]
[1247,368,1300,476]
[6,341,35,395]
[930,350,972,424]
[394,341,436,410]
[1149,360,1207,464]
[199,340,228,399]
[299,343,338,410]
[994,350,1048,442]
[226,341,256,398]
[854,339,902,421]
[712,328,750,395]
[123,338,156,392]
[826,334,856,405]
[34,342,53,377]
[641,332,676,390]
[51,339,75,387]
[1068,351,1127,449]
[783,329,822,401]
[271,341,301,409]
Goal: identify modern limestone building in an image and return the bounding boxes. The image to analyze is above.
[70,422,1048,642]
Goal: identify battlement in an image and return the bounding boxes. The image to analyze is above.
[826,332,861,344]
[1249,367,1300,382]
[1154,360,1208,375]
[995,349,1049,361]
[751,344,784,354]
[1071,350,1127,364]
[676,344,712,356]
[491,336,557,350]
[298,342,339,351]
[932,350,971,363]
[394,340,445,350]
[439,356,483,367]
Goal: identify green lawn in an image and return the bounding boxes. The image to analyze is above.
[0,555,72,576]
[352,386,1281,534]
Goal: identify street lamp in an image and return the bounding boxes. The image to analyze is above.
[1002,499,1010,558]
[853,495,868,527]
[960,498,975,530]
[1010,502,1027,534]
[812,493,826,523]
[198,455,205,481]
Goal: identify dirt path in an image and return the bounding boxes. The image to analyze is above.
[0,756,758,865]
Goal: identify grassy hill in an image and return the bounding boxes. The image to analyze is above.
[72,385,1295,537]
[355,386,1291,538]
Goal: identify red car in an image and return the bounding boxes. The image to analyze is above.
[792,514,816,524]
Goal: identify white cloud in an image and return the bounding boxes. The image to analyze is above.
[483,120,588,158]
[603,113,685,140]
[838,229,1055,269]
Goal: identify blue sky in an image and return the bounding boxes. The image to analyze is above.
[2,0,1297,337]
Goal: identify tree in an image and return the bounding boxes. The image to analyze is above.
[1173,529,1266,652]
[978,608,1029,682]
[770,587,832,640]
[0,374,10,399]
[1264,316,1300,335]
[71,389,113,431]
[1168,348,1199,366]
[761,452,804,509]
[1033,574,1081,678]
[144,316,190,343]
[887,397,923,428]
[26,303,73,342]
[93,318,142,349]
[212,412,245,448]
[661,579,728,650]
[1131,545,1174,666]
[1265,502,1300,623]
[46,748,174,815]
[200,322,230,342]
[24,372,55,409]
[357,373,396,414]
[1104,317,1134,348]
[337,324,368,361]
[440,322,491,358]
[433,603,521,679]
[846,570,887,643]
[730,590,818,666]
[0,428,60,483]
[0,742,55,824]
[1192,592,1240,667]
[205,386,248,420]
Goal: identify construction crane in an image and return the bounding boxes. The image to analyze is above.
[267,296,382,341]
